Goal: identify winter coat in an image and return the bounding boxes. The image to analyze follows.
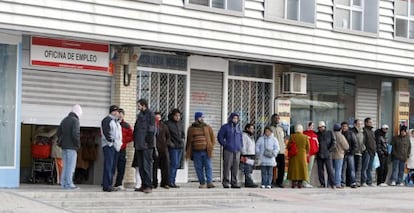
[186,121,215,159]
[165,117,185,149]
[391,135,411,161]
[316,130,336,159]
[120,119,133,150]
[351,127,366,155]
[270,118,286,154]
[57,112,80,150]
[256,134,280,167]
[133,108,155,150]
[303,130,319,156]
[287,133,310,181]
[342,130,357,155]
[363,126,376,157]
[375,129,388,157]
[156,122,171,154]
[407,137,414,169]
[101,114,122,150]
[218,113,243,152]
[332,131,349,160]
[241,132,255,156]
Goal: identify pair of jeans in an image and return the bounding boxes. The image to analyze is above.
[102,146,116,189]
[169,148,182,185]
[376,154,388,185]
[333,159,344,187]
[261,166,273,186]
[114,148,126,187]
[361,151,374,185]
[354,154,362,185]
[61,149,77,189]
[192,150,213,184]
[391,159,405,184]
[341,154,355,186]
[241,159,254,186]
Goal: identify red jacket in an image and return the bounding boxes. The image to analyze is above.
[303,130,319,158]
[120,120,133,150]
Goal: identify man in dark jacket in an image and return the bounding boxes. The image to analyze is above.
[316,121,336,188]
[57,104,82,190]
[391,126,411,186]
[153,112,171,189]
[341,121,357,188]
[375,124,389,186]
[132,99,155,193]
[361,117,376,186]
[218,112,243,188]
[165,108,185,188]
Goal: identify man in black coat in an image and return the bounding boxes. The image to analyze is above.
[375,124,389,186]
[341,122,357,188]
[316,121,336,189]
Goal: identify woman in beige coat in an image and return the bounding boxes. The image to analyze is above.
[287,124,310,188]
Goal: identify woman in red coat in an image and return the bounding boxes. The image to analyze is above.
[302,122,319,188]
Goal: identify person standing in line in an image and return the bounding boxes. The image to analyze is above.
[269,114,286,188]
[185,112,216,189]
[165,109,185,188]
[341,121,357,188]
[375,124,389,187]
[390,126,411,186]
[302,121,319,188]
[332,123,349,189]
[407,129,414,174]
[256,126,280,189]
[240,123,258,188]
[361,117,376,187]
[153,112,171,189]
[113,108,133,190]
[132,99,156,193]
[287,124,309,189]
[57,104,82,190]
[316,121,336,189]
[351,119,365,187]
[218,112,243,188]
[101,105,122,192]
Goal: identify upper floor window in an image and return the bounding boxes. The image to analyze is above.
[265,0,316,24]
[186,0,244,12]
[334,0,378,33]
[395,0,414,39]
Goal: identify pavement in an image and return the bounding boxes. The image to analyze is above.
[0,183,413,213]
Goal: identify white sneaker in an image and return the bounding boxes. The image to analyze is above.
[266,185,272,189]
[399,183,405,186]
[361,183,368,187]
[390,181,396,186]
[303,183,313,188]
[379,183,388,187]
[116,185,125,190]
[260,185,265,189]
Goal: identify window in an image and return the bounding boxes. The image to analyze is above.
[265,0,316,24]
[186,0,244,12]
[334,0,378,33]
[395,0,414,39]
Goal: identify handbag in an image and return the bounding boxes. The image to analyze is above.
[263,138,274,158]
[288,139,298,158]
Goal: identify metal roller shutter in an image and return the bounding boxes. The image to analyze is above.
[21,68,111,127]
[188,70,223,181]
[356,88,378,128]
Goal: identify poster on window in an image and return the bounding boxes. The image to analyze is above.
[398,91,410,129]
[274,98,291,135]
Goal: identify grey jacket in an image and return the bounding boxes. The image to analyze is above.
[57,112,80,150]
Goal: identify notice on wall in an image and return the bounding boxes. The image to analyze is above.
[30,37,110,73]
[398,91,410,127]
[274,98,291,135]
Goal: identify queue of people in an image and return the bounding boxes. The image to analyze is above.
[58,101,414,192]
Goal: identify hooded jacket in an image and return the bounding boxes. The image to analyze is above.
[57,112,80,150]
[217,113,243,152]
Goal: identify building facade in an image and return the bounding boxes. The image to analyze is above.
[0,0,413,187]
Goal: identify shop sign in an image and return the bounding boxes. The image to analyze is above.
[30,37,110,73]
[398,91,410,125]
[274,98,291,134]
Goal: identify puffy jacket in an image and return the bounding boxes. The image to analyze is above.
[256,134,280,166]
[120,120,133,150]
[101,114,122,149]
[241,131,255,156]
[218,113,243,152]
[57,112,80,150]
[391,135,411,161]
[316,129,336,159]
[133,108,155,150]
[303,130,319,156]
[165,116,185,149]
[342,130,357,155]
[363,126,376,157]
[375,129,388,157]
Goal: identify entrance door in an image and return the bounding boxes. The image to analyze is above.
[0,43,19,187]
[188,70,223,181]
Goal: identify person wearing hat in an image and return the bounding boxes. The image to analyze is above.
[57,104,82,190]
[375,124,389,186]
[390,126,411,186]
[332,123,349,189]
[185,112,216,188]
[101,105,122,192]
[316,121,336,189]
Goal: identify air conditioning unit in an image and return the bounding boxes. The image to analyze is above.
[282,72,307,94]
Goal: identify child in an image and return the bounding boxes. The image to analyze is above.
[256,126,280,188]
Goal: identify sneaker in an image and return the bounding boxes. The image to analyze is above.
[361,183,368,187]
[399,183,405,186]
[350,184,357,189]
[207,183,215,188]
[261,185,266,188]
[199,184,207,189]
[115,185,125,191]
[303,183,313,188]
[223,184,231,188]
[390,181,396,186]
[66,186,80,190]
[266,185,272,189]
[379,183,388,187]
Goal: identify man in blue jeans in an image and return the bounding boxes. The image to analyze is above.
[57,104,82,190]
[185,112,216,188]
[361,117,376,187]
[165,109,185,188]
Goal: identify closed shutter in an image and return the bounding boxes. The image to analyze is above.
[356,88,378,128]
[188,70,223,181]
[22,68,111,127]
